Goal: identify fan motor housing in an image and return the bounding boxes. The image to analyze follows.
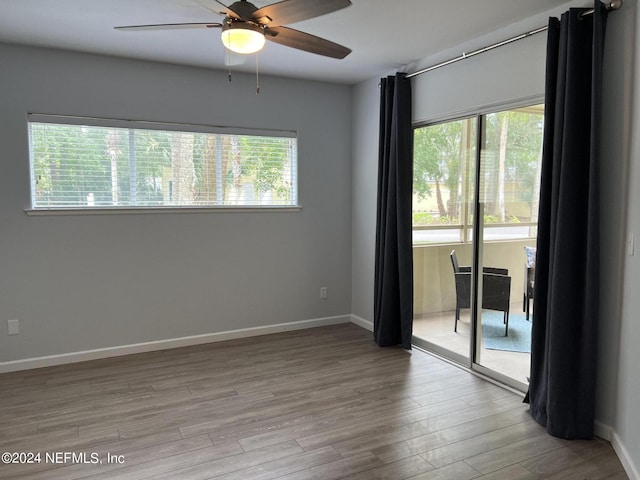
[227,1,259,20]
[222,18,264,34]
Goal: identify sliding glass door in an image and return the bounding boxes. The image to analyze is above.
[412,116,477,365]
[474,105,544,388]
[412,103,544,391]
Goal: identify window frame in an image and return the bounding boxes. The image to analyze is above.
[26,114,300,215]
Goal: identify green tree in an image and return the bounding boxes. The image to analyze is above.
[30,123,295,208]
[483,109,544,222]
[239,135,291,203]
[413,120,468,220]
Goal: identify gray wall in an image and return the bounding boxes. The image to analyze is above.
[351,10,551,325]
[0,43,353,362]
[351,0,636,472]
[614,0,640,474]
[350,77,379,322]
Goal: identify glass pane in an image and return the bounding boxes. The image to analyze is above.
[475,104,543,386]
[479,106,544,233]
[412,116,476,362]
[412,117,477,244]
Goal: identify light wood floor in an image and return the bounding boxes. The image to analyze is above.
[0,324,627,479]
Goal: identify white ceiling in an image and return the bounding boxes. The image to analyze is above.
[1,0,574,84]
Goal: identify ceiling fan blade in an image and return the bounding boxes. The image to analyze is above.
[265,26,351,59]
[254,0,351,27]
[213,0,240,19]
[115,22,222,31]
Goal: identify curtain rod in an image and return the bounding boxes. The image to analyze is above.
[406,0,623,79]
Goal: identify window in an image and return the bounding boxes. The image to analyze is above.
[28,115,298,210]
[412,104,544,244]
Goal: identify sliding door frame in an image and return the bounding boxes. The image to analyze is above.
[412,98,543,393]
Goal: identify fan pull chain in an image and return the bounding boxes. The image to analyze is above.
[227,49,232,82]
[255,52,260,94]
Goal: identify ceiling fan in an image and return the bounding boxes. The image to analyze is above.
[115,0,352,59]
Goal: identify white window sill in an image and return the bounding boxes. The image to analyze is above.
[25,206,302,216]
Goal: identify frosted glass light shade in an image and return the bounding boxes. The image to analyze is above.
[221,25,265,54]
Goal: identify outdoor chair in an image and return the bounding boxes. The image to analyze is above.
[450,250,512,336]
[523,246,536,321]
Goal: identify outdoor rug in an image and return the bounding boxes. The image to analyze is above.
[482,311,532,353]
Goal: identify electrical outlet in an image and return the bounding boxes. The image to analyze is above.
[320,286,328,300]
[8,319,19,335]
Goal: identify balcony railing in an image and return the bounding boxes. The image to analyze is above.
[412,222,538,245]
[413,237,536,317]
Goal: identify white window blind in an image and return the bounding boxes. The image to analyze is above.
[28,115,298,210]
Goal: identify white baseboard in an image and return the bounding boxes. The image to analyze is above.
[594,421,639,479]
[611,430,640,480]
[0,315,351,374]
[594,420,613,441]
[350,314,373,332]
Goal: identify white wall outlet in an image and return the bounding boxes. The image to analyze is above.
[320,286,328,300]
[8,319,19,335]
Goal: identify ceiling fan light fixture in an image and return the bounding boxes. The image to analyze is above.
[221,22,265,54]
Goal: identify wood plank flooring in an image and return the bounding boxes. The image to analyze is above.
[0,324,627,479]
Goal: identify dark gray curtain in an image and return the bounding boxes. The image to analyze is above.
[525,1,608,439]
[374,73,413,349]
